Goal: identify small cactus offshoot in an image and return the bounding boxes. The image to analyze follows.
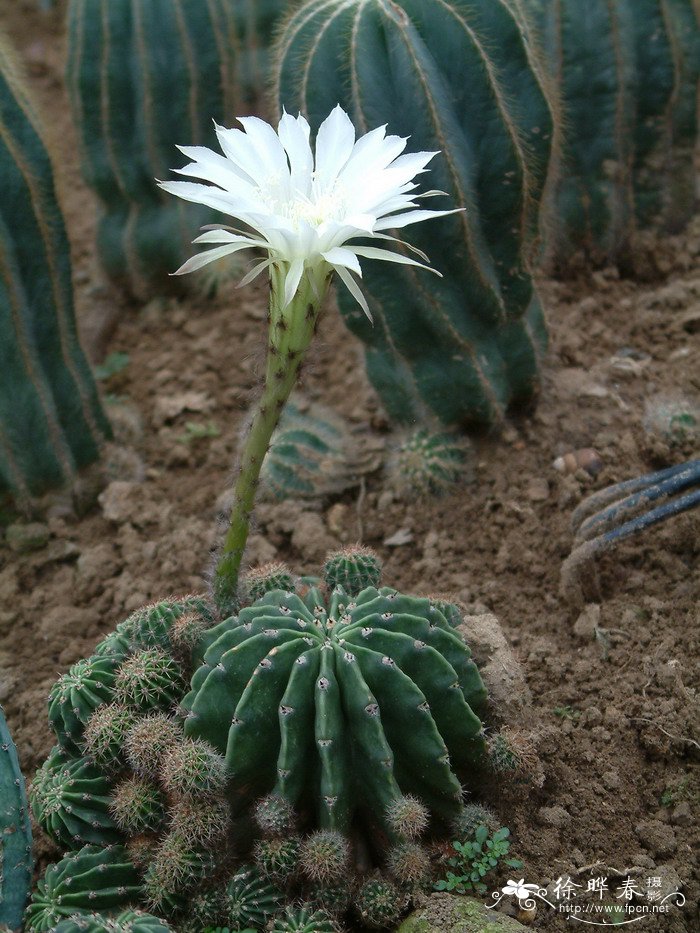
[51,910,175,932]
[243,563,296,604]
[109,776,166,835]
[452,803,499,838]
[82,704,136,772]
[49,656,118,753]
[253,793,296,838]
[161,738,228,800]
[299,830,351,883]
[254,836,301,884]
[386,842,432,890]
[388,430,473,498]
[356,876,407,929]
[270,905,336,933]
[385,795,430,841]
[323,546,382,596]
[114,649,185,713]
[123,714,182,779]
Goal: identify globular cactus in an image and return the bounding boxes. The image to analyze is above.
[355,876,407,930]
[0,706,32,932]
[387,431,473,499]
[243,563,296,605]
[121,596,213,656]
[275,0,555,429]
[385,795,430,841]
[82,703,137,772]
[533,0,700,266]
[451,802,499,838]
[160,737,228,800]
[270,906,336,933]
[52,911,175,933]
[258,398,362,501]
[183,577,488,833]
[298,831,350,884]
[323,547,382,597]
[65,0,287,297]
[109,775,166,835]
[187,866,283,930]
[123,713,182,779]
[113,649,186,714]
[30,746,121,848]
[25,845,141,932]
[0,34,110,504]
[49,656,119,753]
[254,836,301,884]
[305,878,354,918]
[386,842,432,890]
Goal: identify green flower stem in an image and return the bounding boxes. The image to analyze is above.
[214,264,330,616]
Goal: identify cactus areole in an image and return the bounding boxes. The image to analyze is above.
[161,105,460,613]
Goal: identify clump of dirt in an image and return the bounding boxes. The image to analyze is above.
[1,3,698,930]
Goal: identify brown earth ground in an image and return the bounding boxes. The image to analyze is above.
[1,2,698,931]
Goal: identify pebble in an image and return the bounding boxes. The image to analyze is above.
[5,522,50,553]
[537,805,571,829]
[573,603,600,639]
[384,528,414,547]
[526,478,549,501]
[635,820,677,858]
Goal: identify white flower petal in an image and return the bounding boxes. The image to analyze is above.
[237,115,291,184]
[321,247,362,276]
[175,145,257,190]
[282,258,305,308]
[192,230,265,247]
[278,111,314,197]
[172,242,255,275]
[351,244,442,275]
[238,258,273,288]
[373,208,463,231]
[214,123,272,186]
[334,265,372,321]
[315,104,356,191]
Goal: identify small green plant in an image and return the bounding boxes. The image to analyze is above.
[94,352,130,381]
[176,422,221,445]
[553,705,581,720]
[434,826,522,895]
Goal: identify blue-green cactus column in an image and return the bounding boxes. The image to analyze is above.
[0,706,32,931]
[274,0,555,429]
[0,33,111,504]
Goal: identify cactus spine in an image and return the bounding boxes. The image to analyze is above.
[0,706,32,931]
[274,0,555,428]
[66,0,288,297]
[0,34,110,503]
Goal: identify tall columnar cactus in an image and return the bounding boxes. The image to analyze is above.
[0,35,111,503]
[274,0,555,428]
[0,706,32,932]
[184,569,488,832]
[66,0,287,296]
[531,0,700,266]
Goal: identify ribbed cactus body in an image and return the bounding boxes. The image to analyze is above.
[533,0,700,265]
[52,911,175,933]
[49,656,119,753]
[30,746,121,848]
[66,0,286,296]
[275,0,554,428]
[184,585,487,831]
[25,845,140,932]
[0,706,32,932]
[0,37,110,502]
[270,906,336,933]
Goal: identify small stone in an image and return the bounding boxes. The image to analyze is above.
[5,522,50,553]
[670,802,692,827]
[384,528,413,547]
[326,502,349,536]
[398,894,529,932]
[152,391,213,426]
[537,805,571,829]
[526,478,549,501]
[573,604,600,639]
[602,770,620,790]
[635,820,677,858]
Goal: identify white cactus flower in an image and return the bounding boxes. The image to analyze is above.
[158,104,459,317]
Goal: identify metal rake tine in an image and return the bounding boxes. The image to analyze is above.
[573,459,700,544]
[570,460,700,534]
